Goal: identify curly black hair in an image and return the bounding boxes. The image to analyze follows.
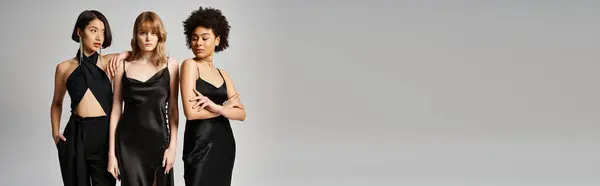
[183,6,231,52]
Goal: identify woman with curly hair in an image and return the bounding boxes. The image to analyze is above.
[179,6,246,186]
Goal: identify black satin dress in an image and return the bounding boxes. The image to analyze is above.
[57,50,115,186]
[182,68,236,186]
[115,62,174,186]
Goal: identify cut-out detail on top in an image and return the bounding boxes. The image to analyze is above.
[65,49,113,115]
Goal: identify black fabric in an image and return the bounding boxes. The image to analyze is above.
[65,50,112,115]
[182,68,236,186]
[56,115,116,186]
[57,49,115,186]
[116,62,174,186]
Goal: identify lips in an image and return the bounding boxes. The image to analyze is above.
[93,43,101,47]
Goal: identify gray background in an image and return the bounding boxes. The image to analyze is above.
[1,0,599,185]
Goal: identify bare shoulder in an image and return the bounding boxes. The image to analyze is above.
[167,57,179,69]
[54,58,78,81]
[56,58,78,73]
[219,69,237,86]
[166,57,179,78]
[100,54,112,62]
[100,54,116,66]
[181,59,200,72]
[181,58,196,65]
[57,58,77,68]
[181,58,197,66]
[219,69,239,94]
[101,53,119,60]
[218,68,232,79]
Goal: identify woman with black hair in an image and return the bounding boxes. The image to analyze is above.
[50,10,126,186]
[179,6,246,186]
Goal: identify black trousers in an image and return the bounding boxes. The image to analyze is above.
[56,115,116,186]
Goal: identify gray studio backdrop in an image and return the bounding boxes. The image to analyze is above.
[1,0,599,186]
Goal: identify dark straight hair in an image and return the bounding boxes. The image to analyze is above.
[71,10,113,48]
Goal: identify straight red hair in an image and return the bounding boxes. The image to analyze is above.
[126,11,167,65]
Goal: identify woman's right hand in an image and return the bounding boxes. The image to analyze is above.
[107,51,129,77]
[107,155,120,180]
[53,133,66,144]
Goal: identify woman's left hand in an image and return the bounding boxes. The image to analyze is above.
[189,89,207,111]
[202,97,222,113]
[191,89,223,113]
[162,147,176,174]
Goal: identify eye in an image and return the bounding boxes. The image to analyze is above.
[202,37,209,41]
[91,29,97,33]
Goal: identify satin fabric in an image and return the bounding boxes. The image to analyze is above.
[182,68,236,186]
[116,64,174,186]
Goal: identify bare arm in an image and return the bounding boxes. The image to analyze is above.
[108,61,124,158]
[101,53,120,60]
[217,70,246,121]
[101,53,119,82]
[50,63,68,142]
[180,59,221,120]
[167,58,180,148]
[103,51,132,81]
[101,52,121,71]
[101,51,132,62]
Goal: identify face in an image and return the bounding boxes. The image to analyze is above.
[136,29,159,52]
[78,19,105,52]
[191,26,220,59]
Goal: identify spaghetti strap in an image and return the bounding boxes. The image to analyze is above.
[197,64,201,79]
[183,68,233,186]
[217,68,225,81]
[161,56,170,70]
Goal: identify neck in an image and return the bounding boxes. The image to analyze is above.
[139,51,154,62]
[196,58,215,68]
[82,47,96,57]
[195,55,215,68]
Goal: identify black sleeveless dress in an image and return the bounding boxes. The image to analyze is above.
[56,50,116,186]
[115,62,174,186]
[182,67,236,186]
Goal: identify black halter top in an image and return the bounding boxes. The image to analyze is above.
[65,50,113,115]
